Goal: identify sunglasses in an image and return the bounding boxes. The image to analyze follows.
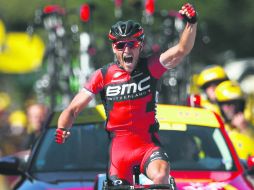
[113,40,141,50]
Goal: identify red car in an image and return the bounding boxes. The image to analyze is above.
[96,104,254,190]
[1,104,254,190]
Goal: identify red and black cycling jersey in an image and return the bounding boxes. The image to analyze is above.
[84,56,168,183]
[84,56,167,138]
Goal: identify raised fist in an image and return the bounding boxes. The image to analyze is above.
[179,3,197,24]
[55,128,71,144]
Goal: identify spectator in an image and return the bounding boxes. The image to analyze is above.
[178,134,200,162]
[196,65,228,114]
[8,110,27,136]
[23,103,48,149]
[0,92,11,131]
[0,92,11,156]
[215,80,254,160]
[5,110,28,156]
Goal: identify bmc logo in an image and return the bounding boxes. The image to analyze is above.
[106,76,150,96]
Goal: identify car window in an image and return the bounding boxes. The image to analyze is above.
[159,125,237,171]
[29,123,236,173]
[30,123,108,173]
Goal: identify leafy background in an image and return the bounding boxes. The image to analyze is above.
[0,0,254,109]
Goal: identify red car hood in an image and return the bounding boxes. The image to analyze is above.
[172,171,253,190]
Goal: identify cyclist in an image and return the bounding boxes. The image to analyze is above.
[215,80,254,160]
[196,65,229,114]
[55,3,197,186]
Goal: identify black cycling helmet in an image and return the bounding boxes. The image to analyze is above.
[108,20,145,42]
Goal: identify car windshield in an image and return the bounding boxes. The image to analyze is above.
[159,125,237,171]
[30,123,108,173]
[30,123,236,174]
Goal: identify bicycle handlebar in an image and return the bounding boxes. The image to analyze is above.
[103,184,174,190]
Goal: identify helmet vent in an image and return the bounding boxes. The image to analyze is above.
[108,20,144,41]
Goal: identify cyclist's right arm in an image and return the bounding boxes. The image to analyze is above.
[58,90,93,129]
[55,69,104,144]
[56,90,93,143]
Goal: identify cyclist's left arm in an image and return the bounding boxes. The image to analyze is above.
[160,3,197,69]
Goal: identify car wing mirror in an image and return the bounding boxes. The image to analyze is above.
[247,155,254,175]
[0,155,22,175]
